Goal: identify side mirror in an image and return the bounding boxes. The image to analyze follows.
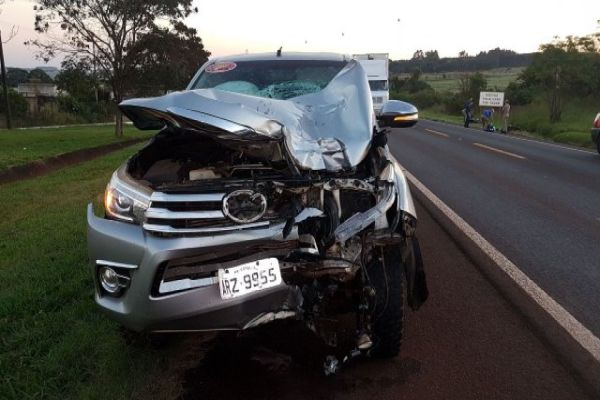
[377,100,418,128]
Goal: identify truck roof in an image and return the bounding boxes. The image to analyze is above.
[355,59,388,79]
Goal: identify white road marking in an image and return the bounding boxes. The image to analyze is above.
[473,142,526,160]
[400,165,600,363]
[423,128,449,138]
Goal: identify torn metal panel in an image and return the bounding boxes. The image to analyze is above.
[119,61,373,172]
[334,184,396,243]
[243,311,298,329]
[392,157,417,219]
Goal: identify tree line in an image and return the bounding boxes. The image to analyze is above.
[390,48,534,74]
[390,30,600,135]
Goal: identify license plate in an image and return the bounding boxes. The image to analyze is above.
[218,258,282,300]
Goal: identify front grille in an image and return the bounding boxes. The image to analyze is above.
[150,200,223,212]
[143,192,274,234]
[373,96,384,104]
[151,241,299,295]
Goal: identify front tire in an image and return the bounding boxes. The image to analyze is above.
[368,247,405,358]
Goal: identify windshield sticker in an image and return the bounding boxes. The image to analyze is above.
[205,62,237,73]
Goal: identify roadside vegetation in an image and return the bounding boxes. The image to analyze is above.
[0,145,171,399]
[391,36,600,148]
[394,68,524,94]
[1,1,210,133]
[0,125,152,170]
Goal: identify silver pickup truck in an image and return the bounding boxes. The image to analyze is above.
[87,51,427,365]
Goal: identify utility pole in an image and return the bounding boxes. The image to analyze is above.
[0,29,12,129]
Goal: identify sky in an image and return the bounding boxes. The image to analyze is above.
[1,0,598,68]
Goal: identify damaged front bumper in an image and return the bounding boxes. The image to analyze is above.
[87,157,419,332]
[88,204,304,332]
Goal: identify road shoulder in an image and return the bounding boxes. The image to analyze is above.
[407,175,600,398]
[178,199,592,400]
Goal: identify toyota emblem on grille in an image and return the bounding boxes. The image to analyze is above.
[222,190,267,224]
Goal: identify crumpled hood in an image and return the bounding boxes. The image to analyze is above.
[119,60,374,171]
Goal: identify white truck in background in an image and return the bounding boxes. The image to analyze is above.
[353,53,389,114]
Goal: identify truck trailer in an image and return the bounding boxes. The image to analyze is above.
[353,53,389,114]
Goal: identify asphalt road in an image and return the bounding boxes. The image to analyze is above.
[387,120,600,338]
[181,201,590,400]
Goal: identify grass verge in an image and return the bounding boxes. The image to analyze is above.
[0,145,173,400]
[420,106,594,149]
[0,125,153,170]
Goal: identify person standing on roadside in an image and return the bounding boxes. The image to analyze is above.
[501,100,510,133]
[463,98,474,128]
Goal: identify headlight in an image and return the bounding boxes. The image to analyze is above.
[104,173,150,224]
[98,266,120,294]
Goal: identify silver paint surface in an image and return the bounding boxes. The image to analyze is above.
[120,60,373,171]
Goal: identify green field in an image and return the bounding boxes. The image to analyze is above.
[0,145,173,399]
[0,125,153,170]
[395,67,524,93]
[395,67,597,149]
[421,97,596,149]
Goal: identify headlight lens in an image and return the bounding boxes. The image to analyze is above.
[104,173,150,224]
[99,266,120,294]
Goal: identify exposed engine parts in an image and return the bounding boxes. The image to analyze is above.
[122,125,428,373]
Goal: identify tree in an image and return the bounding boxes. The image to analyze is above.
[519,33,600,122]
[55,57,98,101]
[127,21,210,95]
[28,68,53,83]
[412,50,425,60]
[0,88,27,118]
[389,48,533,75]
[28,0,199,136]
[458,72,487,103]
[424,50,439,60]
[6,68,29,87]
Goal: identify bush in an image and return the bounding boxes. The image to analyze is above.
[408,89,439,109]
[442,92,465,114]
[57,95,113,123]
[458,72,487,102]
[57,95,83,115]
[390,73,434,94]
[405,79,433,94]
[29,103,82,126]
[0,89,28,118]
[505,81,535,105]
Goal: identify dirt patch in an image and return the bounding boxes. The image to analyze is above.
[131,333,217,400]
[178,321,421,400]
[0,138,147,185]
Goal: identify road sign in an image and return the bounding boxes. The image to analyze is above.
[479,92,505,107]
